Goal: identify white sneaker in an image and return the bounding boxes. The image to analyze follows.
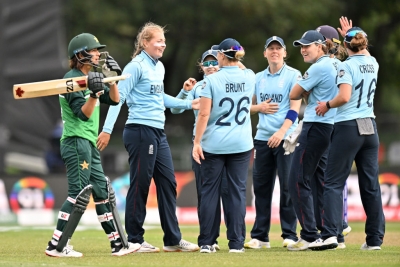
[163,239,199,252]
[309,237,338,251]
[200,245,216,253]
[337,242,346,249]
[343,226,352,236]
[282,239,296,247]
[212,243,220,251]
[287,238,310,251]
[244,239,270,249]
[111,242,141,256]
[360,242,381,250]
[229,248,245,253]
[45,241,83,257]
[136,241,160,253]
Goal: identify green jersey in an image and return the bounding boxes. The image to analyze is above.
[59,69,118,147]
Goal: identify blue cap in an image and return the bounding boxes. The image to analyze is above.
[344,27,367,43]
[265,36,286,49]
[201,45,218,62]
[216,38,243,58]
[293,30,326,47]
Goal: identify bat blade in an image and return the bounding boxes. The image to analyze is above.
[13,75,128,99]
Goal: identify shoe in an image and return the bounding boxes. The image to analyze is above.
[343,226,352,236]
[163,239,199,252]
[45,241,83,257]
[111,242,141,256]
[136,241,160,253]
[229,248,245,253]
[244,239,270,249]
[337,242,346,249]
[282,239,296,247]
[200,245,216,253]
[287,238,310,251]
[360,243,381,250]
[212,243,220,251]
[309,237,338,251]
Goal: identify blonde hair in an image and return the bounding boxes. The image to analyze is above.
[132,22,167,58]
[321,39,335,55]
[335,45,348,61]
[224,50,245,62]
[346,33,368,52]
[235,50,245,61]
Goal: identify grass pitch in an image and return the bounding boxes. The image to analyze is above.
[0,222,399,267]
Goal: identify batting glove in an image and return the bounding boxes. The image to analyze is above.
[105,55,122,76]
[283,120,303,155]
[88,72,104,98]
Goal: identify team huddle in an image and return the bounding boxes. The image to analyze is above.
[44,16,385,257]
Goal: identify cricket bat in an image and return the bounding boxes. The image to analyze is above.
[13,74,129,99]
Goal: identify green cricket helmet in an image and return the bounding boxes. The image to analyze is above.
[68,33,106,59]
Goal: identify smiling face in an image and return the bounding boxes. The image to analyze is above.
[201,55,219,76]
[264,42,286,65]
[300,43,324,63]
[144,30,166,59]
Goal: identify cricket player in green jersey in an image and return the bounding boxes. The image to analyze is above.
[45,33,140,257]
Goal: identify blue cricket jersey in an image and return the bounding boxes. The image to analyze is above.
[297,55,337,124]
[200,66,255,154]
[102,51,192,133]
[254,64,302,141]
[335,54,379,122]
[332,57,341,71]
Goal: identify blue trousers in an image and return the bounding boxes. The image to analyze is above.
[192,143,229,245]
[123,124,181,246]
[198,150,251,249]
[311,149,346,243]
[250,140,298,242]
[289,122,333,242]
[321,120,385,246]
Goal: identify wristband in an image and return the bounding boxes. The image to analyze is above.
[326,101,331,109]
[285,110,298,123]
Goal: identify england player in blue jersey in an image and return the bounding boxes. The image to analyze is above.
[192,38,255,253]
[170,47,228,251]
[98,22,199,253]
[287,30,338,251]
[310,27,385,251]
[315,25,352,249]
[244,36,301,250]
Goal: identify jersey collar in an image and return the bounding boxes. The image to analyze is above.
[315,55,329,63]
[266,63,286,76]
[141,50,159,65]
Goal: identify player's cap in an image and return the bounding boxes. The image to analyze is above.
[216,38,244,58]
[293,30,326,47]
[68,33,106,59]
[344,27,367,43]
[316,25,340,42]
[265,36,286,50]
[201,45,218,62]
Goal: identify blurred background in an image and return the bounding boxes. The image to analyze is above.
[0,0,399,224]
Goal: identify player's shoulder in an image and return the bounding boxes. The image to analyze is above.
[243,67,256,76]
[284,65,300,73]
[131,55,145,65]
[63,68,82,79]
[284,65,302,76]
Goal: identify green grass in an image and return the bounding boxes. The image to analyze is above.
[0,222,399,267]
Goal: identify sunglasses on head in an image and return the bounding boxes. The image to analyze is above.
[346,30,367,38]
[202,60,218,67]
